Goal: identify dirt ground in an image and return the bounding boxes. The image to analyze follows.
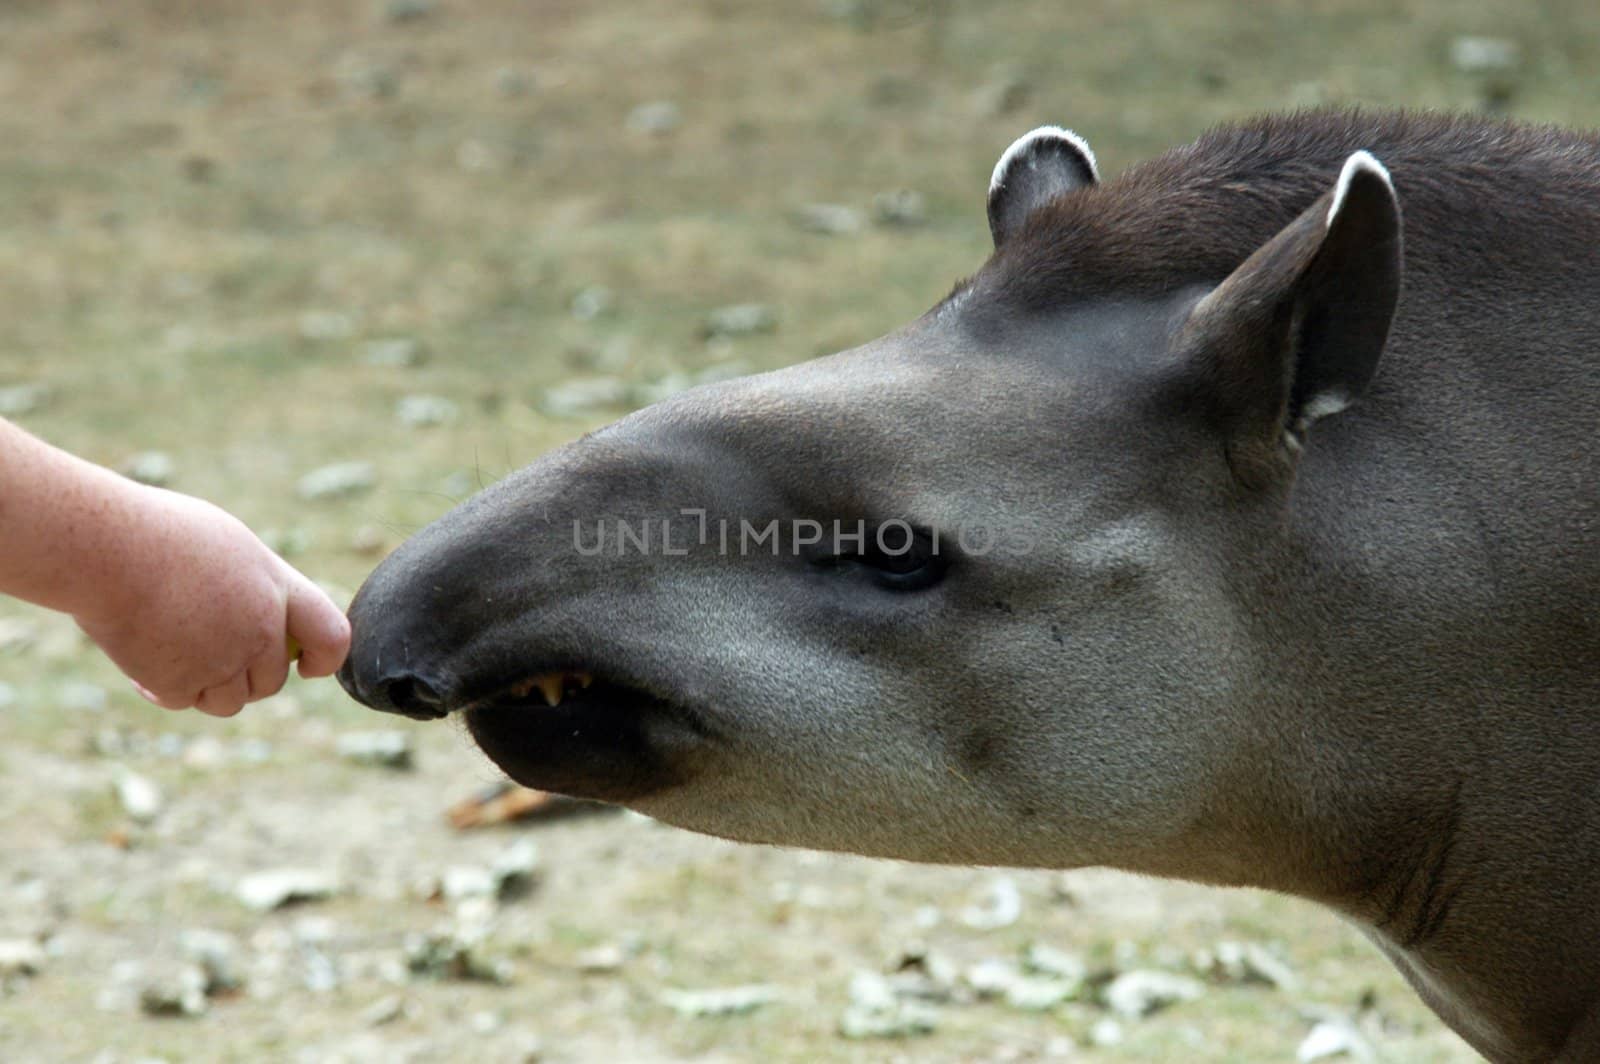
[3,1,1597,1060]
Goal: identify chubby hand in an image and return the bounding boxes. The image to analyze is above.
[74,487,351,717]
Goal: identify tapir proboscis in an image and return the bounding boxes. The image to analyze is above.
[340,110,1600,1061]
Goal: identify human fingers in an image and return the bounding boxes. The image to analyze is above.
[195,669,251,718]
[285,575,352,679]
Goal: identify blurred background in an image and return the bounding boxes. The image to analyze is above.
[2,1,1595,1060]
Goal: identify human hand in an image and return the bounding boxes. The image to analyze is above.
[73,486,351,717]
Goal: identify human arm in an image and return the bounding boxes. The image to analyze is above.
[0,417,350,716]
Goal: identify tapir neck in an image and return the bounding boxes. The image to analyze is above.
[1180,433,1600,1062]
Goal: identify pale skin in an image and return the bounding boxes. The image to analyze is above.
[0,418,351,717]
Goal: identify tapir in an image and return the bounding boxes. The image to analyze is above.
[339,110,1600,1061]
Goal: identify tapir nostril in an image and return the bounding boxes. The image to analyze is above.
[374,673,451,721]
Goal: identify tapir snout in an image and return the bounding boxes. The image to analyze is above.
[341,298,1222,842]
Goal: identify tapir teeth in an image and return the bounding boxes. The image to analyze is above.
[508,670,595,708]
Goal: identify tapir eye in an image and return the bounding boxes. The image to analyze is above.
[818,525,948,592]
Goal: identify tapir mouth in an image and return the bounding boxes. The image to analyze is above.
[463,669,598,712]
[447,665,715,803]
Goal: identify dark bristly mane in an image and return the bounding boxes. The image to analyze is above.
[982,108,1600,309]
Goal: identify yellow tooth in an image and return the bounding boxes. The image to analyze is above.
[536,673,564,707]
[576,672,593,689]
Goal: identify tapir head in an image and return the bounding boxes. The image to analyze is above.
[341,125,1402,878]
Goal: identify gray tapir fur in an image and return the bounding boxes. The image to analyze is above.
[339,111,1600,1061]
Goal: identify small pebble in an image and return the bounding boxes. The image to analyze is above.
[441,866,496,902]
[297,462,376,501]
[114,771,164,823]
[569,286,615,321]
[872,188,927,227]
[1193,940,1297,991]
[1043,1035,1078,1058]
[575,944,625,973]
[704,303,777,338]
[293,916,338,946]
[297,310,355,342]
[1450,36,1520,73]
[336,730,415,771]
[794,203,865,236]
[837,998,939,1039]
[1023,943,1086,984]
[364,338,427,368]
[848,970,895,1010]
[138,963,208,1017]
[338,58,401,100]
[1103,969,1205,1019]
[0,383,49,416]
[1089,1017,1125,1047]
[236,869,339,911]
[362,994,406,1027]
[237,738,275,763]
[660,984,778,1017]
[542,377,631,418]
[629,371,695,406]
[1003,975,1079,1011]
[350,524,388,556]
[493,67,532,97]
[181,737,226,770]
[1297,1018,1374,1062]
[626,100,681,135]
[0,618,37,653]
[382,0,434,23]
[261,526,313,557]
[457,139,498,172]
[396,395,459,429]
[960,876,1022,930]
[121,451,176,487]
[301,947,340,993]
[512,1034,545,1063]
[60,682,107,713]
[884,948,959,1003]
[404,930,515,984]
[965,958,1019,999]
[0,939,45,977]
[491,839,541,901]
[178,929,242,994]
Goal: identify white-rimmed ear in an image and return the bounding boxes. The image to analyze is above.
[987,126,1099,248]
[1327,149,1388,230]
[1180,149,1402,488]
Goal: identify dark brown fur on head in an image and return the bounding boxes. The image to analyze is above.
[980,108,1600,308]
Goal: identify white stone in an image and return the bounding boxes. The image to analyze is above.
[0,939,45,976]
[296,462,376,501]
[336,730,414,769]
[960,876,1022,930]
[236,869,339,911]
[1297,1018,1375,1061]
[1104,969,1204,1019]
[115,771,164,823]
[660,984,778,1017]
[395,395,460,429]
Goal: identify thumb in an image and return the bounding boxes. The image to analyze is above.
[285,573,352,678]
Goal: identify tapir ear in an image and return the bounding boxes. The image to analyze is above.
[1181,150,1403,488]
[988,126,1099,248]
